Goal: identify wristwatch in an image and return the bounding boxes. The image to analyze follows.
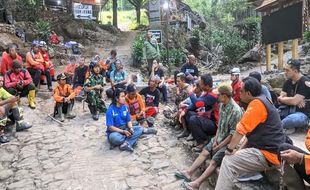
[226,147,234,153]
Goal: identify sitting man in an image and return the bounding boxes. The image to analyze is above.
[175,72,190,106]
[72,57,88,97]
[105,50,118,81]
[84,63,106,120]
[0,75,32,143]
[26,41,52,91]
[175,84,242,189]
[39,41,56,82]
[64,56,77,84]
[180,55,199,84]
[178,74,218,152]
[106,59,128,99]
[279,129,310,188]
[5,61,36,109]
[125,84,157,133]
[139,76,161,118]
[1,43,23,76]
[53,73,76,122]
[278,59,309,132]
[49,31,60,45]
[215,77,287,190]
[106,88,143,152]
[249,71,272,101]
[230,67,242,105]
[151,59,168,104]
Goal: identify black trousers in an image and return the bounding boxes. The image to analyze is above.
[279,143,310,184]
[186,111,216,144]
[55,101,74,115]
[7,83,35,97]
[28,68,52,87]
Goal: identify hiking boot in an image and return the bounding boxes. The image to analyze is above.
[177,129,190,139]
[16,121,32,132]
[119,141,134,152]
[143,127,157,135]
[0,135,10,143]
[57,105,65,122]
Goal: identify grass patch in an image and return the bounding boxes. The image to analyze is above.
[99,9,149,29]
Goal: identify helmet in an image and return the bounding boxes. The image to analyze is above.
[230,68,240,75]
[39,41,47,47]
[89,60,99,71]
[32,40,40,47]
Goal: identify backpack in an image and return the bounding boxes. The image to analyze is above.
[72,44,81,55]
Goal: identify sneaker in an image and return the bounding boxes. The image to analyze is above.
[119,142,134,152]
[0,135,10,143]
[143,127,157,135]
[237,172,263,182]
[186,134,194,141]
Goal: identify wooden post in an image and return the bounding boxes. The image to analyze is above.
[292,39,299,59]
[278,42,284,70]
[266,44,271,71]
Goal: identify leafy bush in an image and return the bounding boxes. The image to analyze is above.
[304,31,310,42]
[16,0,41,22]
[35,20,52,43]
[131,32,146,67]
[160,48,186,67]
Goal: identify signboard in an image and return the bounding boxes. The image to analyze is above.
[73,0,100,5]
[149,0,161,24]
[73,3,95,20]
[262,2,303,44]
[149,30,162,44]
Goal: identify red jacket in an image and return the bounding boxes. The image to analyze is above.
[1,52,23,76]
[50,34,60,44]
[232,79,242,105]
[5,69,33,89]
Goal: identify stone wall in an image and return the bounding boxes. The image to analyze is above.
[0,23,15,35]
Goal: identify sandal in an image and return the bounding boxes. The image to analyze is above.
[182,181,198,190]
[175,171,191,182]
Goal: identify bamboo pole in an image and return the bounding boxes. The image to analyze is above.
[292,39,299,59]
[266,44,271,71]
[278,42,284,70]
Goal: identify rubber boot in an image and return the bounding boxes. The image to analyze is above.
[65,103,76,119]
[12,107,32,131]
[28,90,36,109]
[57,105,65,122]
[88,105,99,120]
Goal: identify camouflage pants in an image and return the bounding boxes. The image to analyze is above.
[86,90,106,113]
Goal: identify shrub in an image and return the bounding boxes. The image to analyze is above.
[35,20,52,43]
[304,31,310,42]
[132,32,146,67]
[160,48,186,68]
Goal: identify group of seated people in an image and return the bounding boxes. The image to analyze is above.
[1,41,310,189]
[170,58,309,189]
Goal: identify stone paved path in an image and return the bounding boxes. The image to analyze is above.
[0,31,195,190]
[0,98,193,190]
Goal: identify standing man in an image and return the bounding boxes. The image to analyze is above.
[180,55,199,84]
[230,67,242,105]
[278,59,309,132]
[143,32,160,75]
[1,43,23,76]
[151,59,168,104]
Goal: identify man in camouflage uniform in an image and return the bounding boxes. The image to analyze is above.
[84,64,106,120]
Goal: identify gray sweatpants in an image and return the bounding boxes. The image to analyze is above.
[215,148,274,190]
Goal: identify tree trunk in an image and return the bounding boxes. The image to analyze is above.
[113,0,118,28]
[136,6,141,25]
[66,0,73,15]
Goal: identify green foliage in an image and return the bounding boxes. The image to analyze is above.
[16,0,41,22]
[35,20,52,43]
[132,32,146,65]
[160,48,186,67]
[304,31,310,42]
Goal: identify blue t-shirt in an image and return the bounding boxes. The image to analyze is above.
[110,70,127,83]
[106,104,131,135]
